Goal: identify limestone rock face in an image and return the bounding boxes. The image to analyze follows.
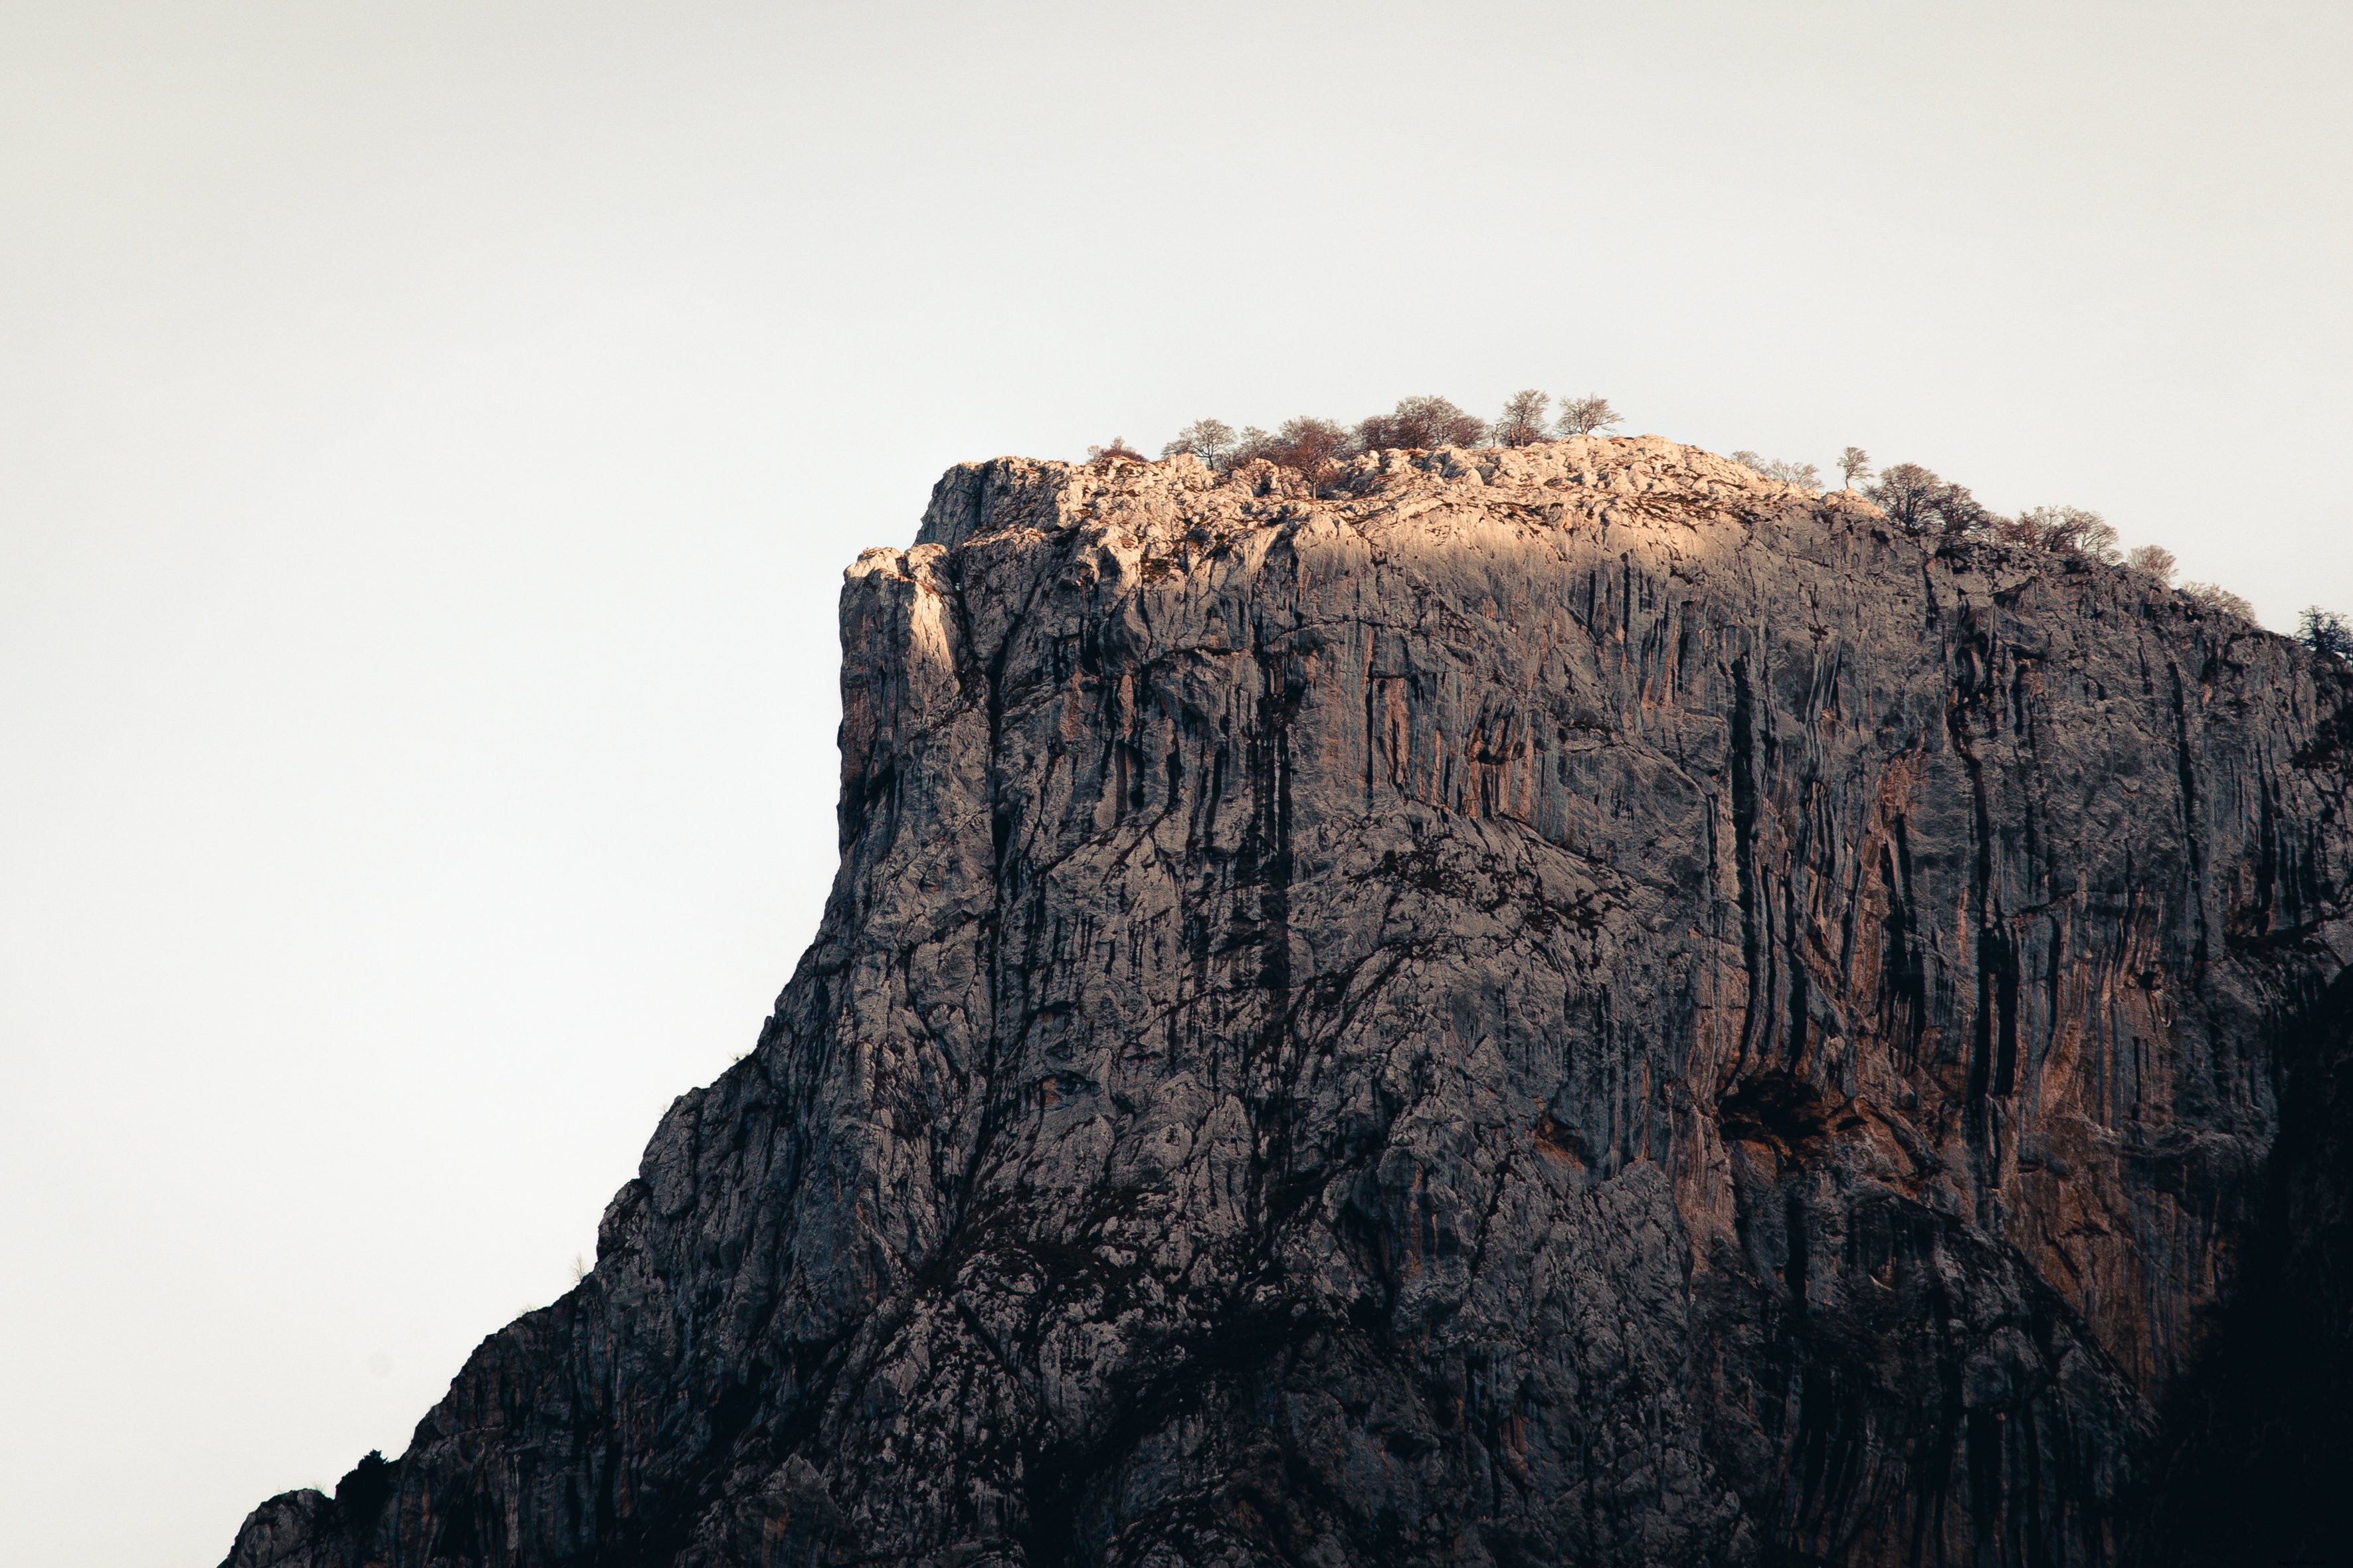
[225,436,2353,1567]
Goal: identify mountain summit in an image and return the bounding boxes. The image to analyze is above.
[227,436,2353,1567]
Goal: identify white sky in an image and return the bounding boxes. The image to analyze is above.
[2,3,2346,1562]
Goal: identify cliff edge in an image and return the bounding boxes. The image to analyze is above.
[225,436,2353,1567]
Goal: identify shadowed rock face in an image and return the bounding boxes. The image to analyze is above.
[225,436,2353,1568]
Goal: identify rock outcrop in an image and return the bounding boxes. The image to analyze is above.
[225,436,2353,1567]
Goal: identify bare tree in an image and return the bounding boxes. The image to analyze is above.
[1493,390,1551,447]
[1934,484,1992,537]
[1838,447,1871,489]
[2126,544,2177,584]
[1556,395,1621,437]
[2007,505,2121,563]
[1731,451,1821,487]
[1274,416,1353,473]
[2181,581,2256,622]
[1357,395,1488,452]
[1161,418,1238,467]
[1865,462,1943,533]
[1086,437,1146,464]
[1867,462,1990,538]
[1233,416,1353,485]
[2299,606,2352,659]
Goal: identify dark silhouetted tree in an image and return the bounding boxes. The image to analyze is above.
[1867,462,1990,537]
[2300,606,2353,660]
[1161,418,1238,467]
[1866,463,1942,533]
[1839,446,1871,489]
[1493,390,1551,447]
[1556,395,1620,437]
[1357,395,1488,452]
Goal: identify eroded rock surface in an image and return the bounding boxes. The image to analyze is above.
[226,436,2353,1567]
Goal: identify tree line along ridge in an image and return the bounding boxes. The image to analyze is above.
[1079,389,2344,655]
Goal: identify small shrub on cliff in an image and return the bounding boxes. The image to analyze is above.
[2300,606,2353,660]
[2128,544,2178,584]
[1085,437,1146,464]
[1556,395,1621,437]
[1356,394,1489,452]
[1730,451,1822,487]
[1493,389,1551,447]
[2182,581,2257,621]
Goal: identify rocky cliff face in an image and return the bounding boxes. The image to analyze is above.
[226,436,2353,1567]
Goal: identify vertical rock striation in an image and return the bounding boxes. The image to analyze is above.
[226,436,2353,1567]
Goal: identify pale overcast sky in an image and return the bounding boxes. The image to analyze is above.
[3,3,2347,1562]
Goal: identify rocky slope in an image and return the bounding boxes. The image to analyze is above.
[225,436,2353,1567]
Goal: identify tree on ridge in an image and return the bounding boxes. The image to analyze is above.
[2182,581,2256,621]
[1161,418,1238,467]
[2299,606,2352,659]
[2004,505,2120,563]
[1356,395,1489,452]
[1232,416,1353,481]
[1494,390,1551,447]
[1556,395,1620,437]
[1867,462,1936,530]
[2128,545,2177,584]
[1730,451,1821,487]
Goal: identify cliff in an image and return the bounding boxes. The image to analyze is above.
[225,436,2353,1567]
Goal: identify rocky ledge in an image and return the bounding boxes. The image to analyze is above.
[227,436,2353,1567]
